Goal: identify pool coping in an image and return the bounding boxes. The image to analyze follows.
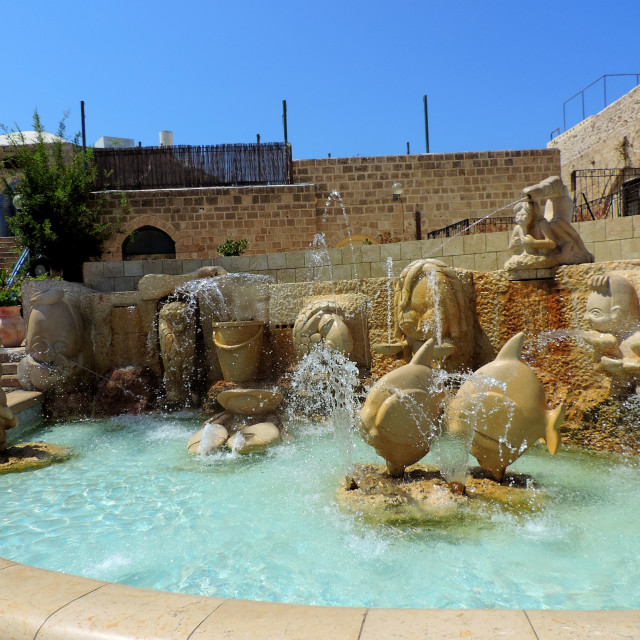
[1,558,639,639]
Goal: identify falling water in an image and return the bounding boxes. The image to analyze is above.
[386,257,394,343]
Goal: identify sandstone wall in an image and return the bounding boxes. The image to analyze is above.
[548,84,640,187]
[94,148,560,262]
[83,214,640,293]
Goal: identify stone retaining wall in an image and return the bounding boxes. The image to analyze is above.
[84,214,640,293]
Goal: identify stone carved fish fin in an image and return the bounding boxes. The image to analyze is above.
[495,332,525,362]
[544,403,565,455]
[410,338,435,367]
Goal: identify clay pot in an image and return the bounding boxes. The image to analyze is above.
[0,306,25,348]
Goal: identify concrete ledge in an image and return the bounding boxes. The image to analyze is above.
[0,560,638,639]
[6,389,44,414]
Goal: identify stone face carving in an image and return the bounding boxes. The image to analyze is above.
[293,294,369,366]
[581,274,640,391]
[446,332,565,481]
[357,339,445,476]
[378,259,473,369]
[158,301,197,406]
[505,176,594,271]
[18,289,86,392]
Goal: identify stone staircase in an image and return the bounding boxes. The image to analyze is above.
[0,237,20,273]
[0,346,24,389]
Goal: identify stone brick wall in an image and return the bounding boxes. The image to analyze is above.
[95,148,560,263]
[548,84,640,187]
[83,213,640,293]
[293,150,560,244]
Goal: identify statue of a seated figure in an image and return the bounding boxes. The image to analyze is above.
[505,176,594,271]
[581,274,640,392]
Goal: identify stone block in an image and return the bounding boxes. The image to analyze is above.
[463,233,487,255]
[420,239,443,258]
[605,216,634,240]
[83,262,104,281]
[113,277,135,292]
[103,261,125,278]
[123,261,144,277]
[452,254,476,270]
[379,243,402,261]
[474,252,498,272]
[182,259,202,273]
[285,251,305,268]
[579,219,606,243]
[233,256,250,272]
[633,215,640,238]
[593,240,622,262]
[326,248,343,265]
[314,266,333,281]
[295,267,313,282]
[360,244,381,263]
[142,260,165,275]
[620,238,640,260]
[92,277,115,293]
[400,241,422,261]
[485,231,509,252]
[332,264,352,281]
[276,269,296,283]
[267,253,286,270]
[355,262,371,279]
[441,235,464,256]
[249,254,269,271]
[161,260,181,275]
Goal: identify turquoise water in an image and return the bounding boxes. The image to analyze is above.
[1,413,639,610]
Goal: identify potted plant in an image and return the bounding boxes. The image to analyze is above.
[0,269,24,348]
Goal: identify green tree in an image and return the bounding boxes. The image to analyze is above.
[1,111,111,281]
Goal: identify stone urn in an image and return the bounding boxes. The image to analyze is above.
[212,320,263,382]
[0,306,25,348]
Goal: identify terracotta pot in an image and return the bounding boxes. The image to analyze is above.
[0,306,25,348]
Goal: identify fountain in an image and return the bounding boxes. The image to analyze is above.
[2,175,640,637]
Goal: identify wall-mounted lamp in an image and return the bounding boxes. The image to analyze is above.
[392,182,404,201]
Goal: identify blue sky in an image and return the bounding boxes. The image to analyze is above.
[4,1,639,159]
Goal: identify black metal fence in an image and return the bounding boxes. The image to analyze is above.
[573,168,640,221]
[426,215,515,239]
[93,142,293,190]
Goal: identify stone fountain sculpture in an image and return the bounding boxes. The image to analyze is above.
[293,294,369,366]
[505,176,594,273]
[446,332,565,481]
[581,274,640,393]
[158,300,197,406]
[357,339,445,476]
[375,259,474,370]
[18,288,88,392]
[0,389,17,452]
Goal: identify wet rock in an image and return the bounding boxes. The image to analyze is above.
[0,441,70,474]
[216,388,282,415]
[45,391,94,421]
[227,422,280,454]
[336,463,544,525]
[95,367,159,415]
[187,422,229,455]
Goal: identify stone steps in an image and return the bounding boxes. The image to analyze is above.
[0,346,24,390]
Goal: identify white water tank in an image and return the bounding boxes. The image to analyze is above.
[159,131,173,147]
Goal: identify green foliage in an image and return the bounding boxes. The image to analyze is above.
[217,238,248,257]
[0,267,21,306]
[0,111,112,281]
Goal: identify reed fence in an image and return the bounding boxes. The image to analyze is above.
[93,143,292,190]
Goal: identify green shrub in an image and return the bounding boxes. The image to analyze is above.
[217,238,248,257]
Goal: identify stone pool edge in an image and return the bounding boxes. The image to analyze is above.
[1,558,639,639]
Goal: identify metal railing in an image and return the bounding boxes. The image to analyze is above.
[551,74,640,138]
[426,216,515,239]
[573,168,640,221]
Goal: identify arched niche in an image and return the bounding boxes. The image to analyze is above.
[122,226,176,261]
[335,234,377,248]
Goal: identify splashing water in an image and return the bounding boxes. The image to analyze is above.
[386,257,394,343]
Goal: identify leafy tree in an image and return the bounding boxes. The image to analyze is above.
[0,111,111,281]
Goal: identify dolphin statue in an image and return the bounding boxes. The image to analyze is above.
[358,339,445,476]
[446,332,565,481]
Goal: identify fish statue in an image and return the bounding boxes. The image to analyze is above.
[446,332,565,481]
[358,339,444,476]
